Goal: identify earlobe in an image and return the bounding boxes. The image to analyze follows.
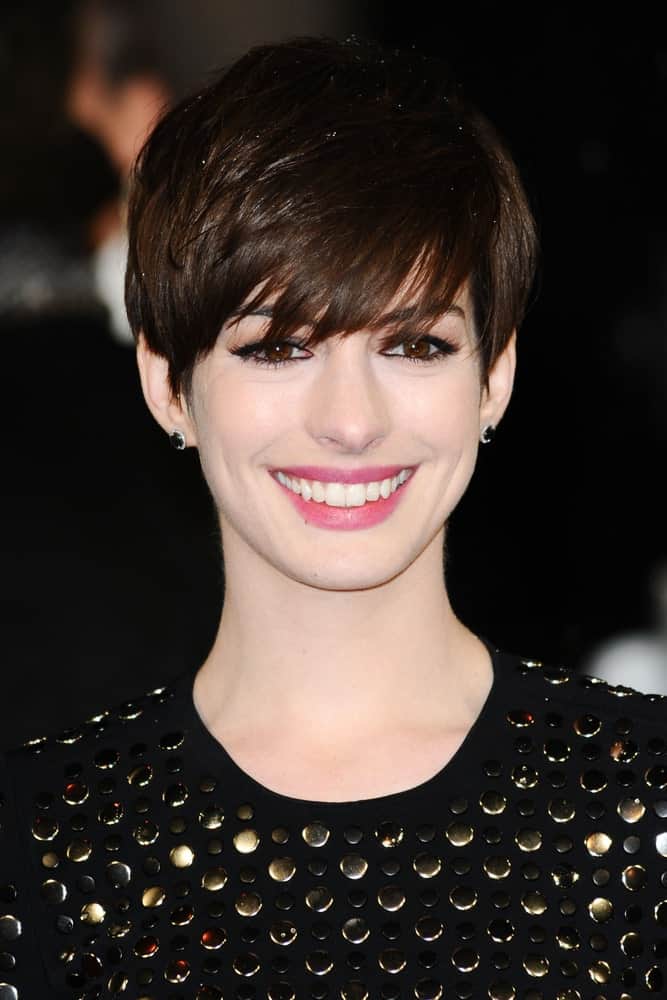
[479,331,517,433]
[136,334,196,445]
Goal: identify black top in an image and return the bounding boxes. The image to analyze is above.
[1,645,666,1000]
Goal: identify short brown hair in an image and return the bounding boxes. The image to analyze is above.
[126,36,538,398]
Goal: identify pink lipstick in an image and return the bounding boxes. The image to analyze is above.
[270,464,414,484]
[270,466,418,531]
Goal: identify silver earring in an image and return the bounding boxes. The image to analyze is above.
[169,430,186,450]
[480,424,496,445]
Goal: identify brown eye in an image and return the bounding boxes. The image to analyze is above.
[229,339,311,367]
[402,339,432,360]
[265,343,295,363]
[383,335,457,364]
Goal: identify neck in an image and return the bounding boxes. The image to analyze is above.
[194,530,492,744]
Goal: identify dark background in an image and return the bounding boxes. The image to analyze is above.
[2,4,666,747]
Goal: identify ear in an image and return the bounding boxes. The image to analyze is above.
[136,334,198,446]
[479,331,517,432]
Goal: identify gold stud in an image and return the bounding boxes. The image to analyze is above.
[268,857,296,882]
[342,916,370,943]
[63,780,89,805]
[548,798,576,822]
[304,950,334,975]
[515,828,542,852]
[588,959,611,984]
[449,886,477,910]
[233,828,260,853]
[588,897,613,922]
[127,763,153,786]
[134,935,159,957]
[235,891,262,916]
[302,822,330,847]
[201,926,227,949]
[484,856,511,880]
[165,958,191,983]
[617,797,646,823]
[585,831,612,856]
[142,886,166,907]
[339,853,368,879]
[378,947,407,973]
[202,867,228,891]
[377,885,406,911]
[306,886,334,912]
[170,903,195,925]
[169,844,195,868]
[446,822,474,846]
[375,820,405,847]
[413,853,442,878]
[451,947,480,972]
[198,805,224,829]
[521,891,547,915]
[506,709,534,727]
[415,915,444,941]
[31,816,59,841]
[622,864,646,890]
[522,954,549,977]
[80,901,106,925]
[66,838,93,862]
[480,790,507,815]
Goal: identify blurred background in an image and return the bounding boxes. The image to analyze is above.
[2,1,666,747]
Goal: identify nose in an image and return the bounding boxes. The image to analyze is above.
[305,335,390,454]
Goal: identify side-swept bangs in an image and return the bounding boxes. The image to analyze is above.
[126,36,538,397]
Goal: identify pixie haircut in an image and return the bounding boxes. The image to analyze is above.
[126,36,538,399]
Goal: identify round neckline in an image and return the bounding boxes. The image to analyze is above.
[180,636,503,811]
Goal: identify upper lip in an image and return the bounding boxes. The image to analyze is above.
[270,465,417,484]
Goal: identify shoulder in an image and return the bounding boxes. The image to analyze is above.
[495,646,667,735]
[490,648,666,823]
[2,670,191,797]
[5,674,186,767]
[0,671,193,995]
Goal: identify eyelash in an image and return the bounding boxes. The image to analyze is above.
[229,335,458,368]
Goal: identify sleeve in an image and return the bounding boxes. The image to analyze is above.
[0,750,54,997]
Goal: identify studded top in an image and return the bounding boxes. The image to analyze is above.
[0,646,666,1000]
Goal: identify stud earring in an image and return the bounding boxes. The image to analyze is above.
[480,424,496,445]
[169,430,186,450]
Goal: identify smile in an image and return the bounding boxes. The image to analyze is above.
[273,469,414,508]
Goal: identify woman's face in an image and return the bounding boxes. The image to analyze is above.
[140,282,515,591]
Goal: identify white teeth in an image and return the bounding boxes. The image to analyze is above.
[324,483,346,507]
[275,469,413,507]
[345,483,367,507]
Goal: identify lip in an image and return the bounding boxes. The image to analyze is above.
[271,467,416,532]
[268,464,418,484]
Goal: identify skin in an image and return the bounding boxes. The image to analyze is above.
[138,281,516,802]
[67,63,169,179]
[66,3,170,181]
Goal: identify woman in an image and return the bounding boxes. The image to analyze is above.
[2,36,665,1000]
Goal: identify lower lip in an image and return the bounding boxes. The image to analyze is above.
[273,474,415,531]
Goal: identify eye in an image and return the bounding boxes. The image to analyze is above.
[228,340,311,368]
[383,335,459,364]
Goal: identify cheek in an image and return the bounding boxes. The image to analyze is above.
[406,372,482,448]
[191,375,285,487]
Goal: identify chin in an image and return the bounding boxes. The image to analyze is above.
[283,546,420,592]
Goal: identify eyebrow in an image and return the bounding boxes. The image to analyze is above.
[377,304,466,324]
